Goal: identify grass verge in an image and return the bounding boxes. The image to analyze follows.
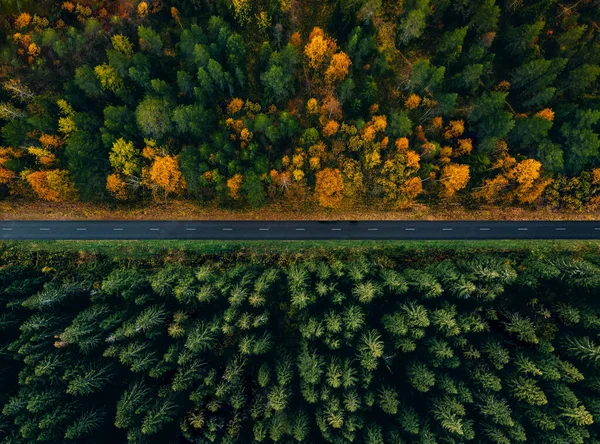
[2,239,600,259]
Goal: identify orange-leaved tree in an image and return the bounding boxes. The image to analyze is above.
[404,94,421,110]
[325,52,352,83]
[401,176,423,201]
[322,119,340,137]
[24,169,77,201]
[443,120,465,139]
[227,174,244,200]
[0,147,20,186]
[106,174,129,201]
[0,164,16,185]
[314,167,344,208]
[146,155,186,202]
[227,98,245,115]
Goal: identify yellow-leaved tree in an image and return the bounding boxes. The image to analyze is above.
[325,52,351,83]
[439,164,470,198]
[304,27,336,70]
[377,152,422,208]
[506,159,552,204]
[106,138,141,200]
[475,152,551,205]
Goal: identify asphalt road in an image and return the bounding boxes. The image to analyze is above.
[1,220,600,240]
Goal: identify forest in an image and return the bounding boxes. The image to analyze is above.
[0,0,599,211]
[1,244,600,443]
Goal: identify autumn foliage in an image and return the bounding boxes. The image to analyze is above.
[147,155,186,201]
[439,164,470,198]
[304,27,336,69]
[227,98,245,115]
[314,168,344,208]
[227,174,244,200]
[25,169,77,201]
[476,155,551,205]
[325,52,351,83]
[106,173,128,200]
[0,0,598,213]
[404,94,421,110]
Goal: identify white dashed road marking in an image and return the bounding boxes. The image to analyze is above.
[6,223,600,239]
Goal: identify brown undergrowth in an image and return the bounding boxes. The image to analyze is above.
[1,199,599,220]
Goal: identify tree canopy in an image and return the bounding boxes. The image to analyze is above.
[1,245,600,443]
[0,0,598,212]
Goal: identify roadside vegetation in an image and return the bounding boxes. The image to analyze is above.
[0,0,599,216]
[2,238,600,259]
[1,243,600,443]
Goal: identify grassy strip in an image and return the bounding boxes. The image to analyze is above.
[2,240,600,281]
[2,239,600,258]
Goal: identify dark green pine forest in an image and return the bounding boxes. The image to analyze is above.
[0,0,599,210]
[1,245,600,443]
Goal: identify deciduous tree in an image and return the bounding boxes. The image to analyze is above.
[439,164,470,198]
[147,155,186,201]
[227,174,244,200]
[304,27,336,70]
[325,52,351,83]
[25,169,77,201]
[314,167,344,208]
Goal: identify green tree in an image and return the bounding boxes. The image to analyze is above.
[504,21,545,57]
[101,105,137,149]
[135,97,173,140]
[561,109,600,174]
[407,362,436,392]
[261,65,293,105]
[468,92,515,151]
[436,27,468,66]
[511,58,567,108]
[138,25,163,56]
[74,65,102,97]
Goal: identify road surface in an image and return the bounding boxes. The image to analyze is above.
[1,220,600,240]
